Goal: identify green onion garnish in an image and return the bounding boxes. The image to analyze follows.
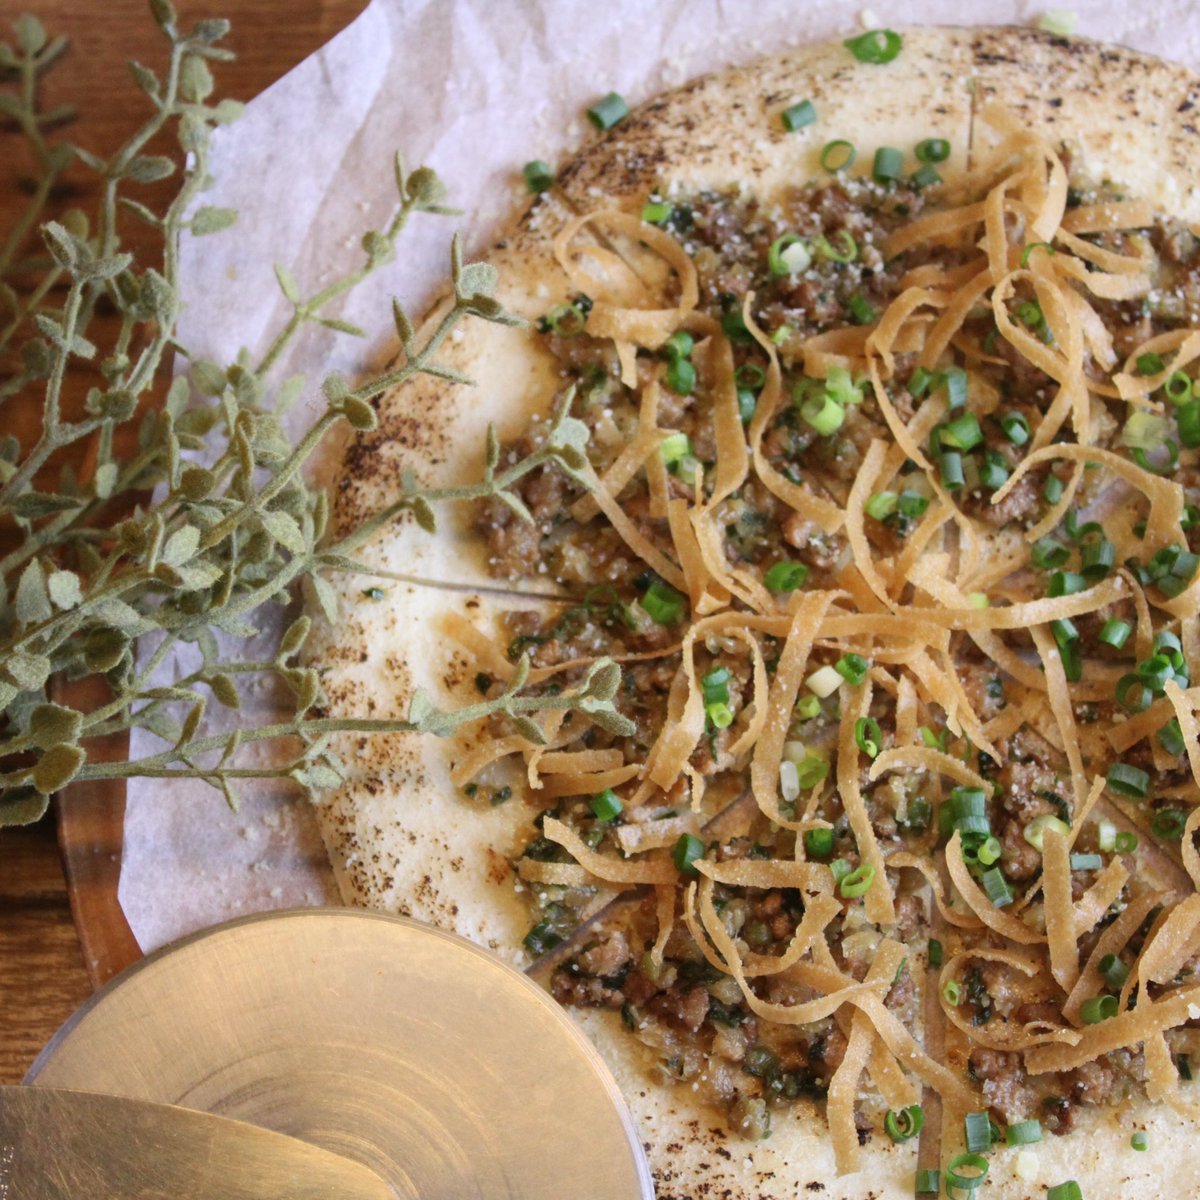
[939,450,965,491]
[814,229,858,263]
[1098,618,1131,649]
[915,1168,940,1194]
[1115,830,1139,854]
[1151,808,1187,839]
[977,836,1002,866]
[819,139,856,172]
[942,366,968,409]
[899,490,930,517]
[981,866,1013,908]
[872,146,903,183]
[642,579,686,625]
[847,293,876,325]
[1137,352,1166,376]
[979,452,1010,491]
[1045,1183,1083,1200]
[1080,994,1119,1024]
[942,979,962,1005]
[764,560,809,594]
[768,233,810,276]
[1047,571,1085,597]
[641,199,672,224]
[1106,762,1149,798]
[587,91,629,130]
[865,491,898,521]
[964,1111,993,1153]
[795,754,829,789]
[1000,411,1031,445]
[523,919,563,955]
[844,28,903,63]
[800,391,845,436]
[1043,478,1064,511]
[945,1152,989,1192]
[1070,853,1102,871]
[1006,1119,1042,1146]
[659,432,690,468]
[1131,1132,1148,1151]
[839,863,876,898]
[590,788,623,822]
[915,136,950,163]
[1177,400,1200,448]
[543,301,587,336]
[804,827,835,858]
[735,363,766,392]
[1116,674,1152,713]
[942,412,983,451]
[928,938,943,967]
[706,700,734,729]
[781,99,817,132]
[911,164,941,190]
[1020,241,1055,267]
[523,160,554,193]
[907,366,933,397]
[855,716,883,758]
[835,653,870,686]
[884,1104,924,1142]
[1099,953,1129,990]
[673,833,704,875]
[795,694,822,720]
[666,355,696,396]
[1158,717,1186,756]
[1166,370,1193,404]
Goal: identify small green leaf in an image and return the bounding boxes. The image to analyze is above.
[128,60,160,95]
[28,703,83,750]
[179,54,214,102]
[486,424,500,471]
[94,461,118,498]
[33,744,86,795]
[306,575,339,624]
[0,789,49,828]
[41,221,77,269]
[408,689,435,725]
[125,155,176,183]
[211,98,244,125]
[47,569,83,610]
[16,14,47,54]
[279,615,311,657]
[585,659,622,703]
[392,298,415,349]
[11,491,85,519]
[316,316,367,338]
[15,560,52,624]
[261,509,306,555]
[149,0,177,30]
[411,496,436,533]
[83,628,128,672]
[457,261,498,299]
[162,524,201,566]
[321,373,348,402]
[179,465,215,500]
[341,396,377,431]
[511,715,548,745]
[177,701,205,748]
[190,205,237,236]
[191,360,227,396]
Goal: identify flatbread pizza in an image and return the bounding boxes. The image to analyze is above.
[309,25,1200,1199]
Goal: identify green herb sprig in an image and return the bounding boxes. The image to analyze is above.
[0,6,628,825]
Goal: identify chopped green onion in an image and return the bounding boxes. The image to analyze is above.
[915,136,950,163]
[1070,853,1103,871]
[964,1111,993,1153]
[855,716,883,758]
[642,580,686,625]
[844,28,903,63]
[943,979,962,1006]
[1098,819,1117,852]
[666,355,696,396]
[911,164,941,190]
[1051,617,1079,648]
[706,700,734,729]
[1177,400,1200,448]
[814,229,857,263]
[738,389,757,424]
[1115,830,1139,854]
[945,1151,989,1193]
[939,450,965,491]
[839,863,876,898]
[1006,1119,1042,1146]
[800,391,846,436]
[866,491,898,521]
[928,938,943,967]
[795,694,822,720]
[587,91,629,130]
[1137,352,1166,375]
[1158,717,1186,756]
[1032,537,1070,568]
[977,836,1002,866]
[1021,813,1070,852]
[768,233,811,276]
[1106,762,1149,798]
[835,653,870,686]
[942,411,983,451]
[764,560,809,594]
[664,330,694,361]
[1020,241,1055,267]
[523,160,554,193]
[847,293,876,325]
[659,432,690,467]
[590,788,623,822]
[1047,571,1085,597]
[872,146,903,184]
[825,365,864,407]
[1000,411,1031,445]
[1131,1132,1148,1151]
[1123,409,1171,451]
[979,452,1010,491]
[721,308,750,342]
[1098,618,1131,649]
[673,834,704,876]
[820,139,856,172]
[981,866,1013,908]
[735,363,766,391]
[1166,370,1193,404]
[1043,474,1064,504]
[1151,808,1187,840]
[899,490,930,517]
[795,754,829,789]
[544,302,587,335]
[942,366,968,409]
[830,858,852,884]
[915,1168,940,1194]
[1080,994,1119,1024]
[1080,537,1115,581]
[884,1105,924,1142]
[1100,953,1129,991]
[1045,1183,1083,1200]
[1016,299,1044,328]
[907,366,933,397]
[523,919,563,956]
[1116,674,1152,713]
[641,199,672,224]
[805,827,835,858]
[780,99,817,132]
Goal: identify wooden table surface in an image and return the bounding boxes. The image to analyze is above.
[0,0,366,1086]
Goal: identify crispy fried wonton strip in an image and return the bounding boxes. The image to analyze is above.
[947,831,1043,945]
[845,439,896,611]
[869,746,992,795]
[543,816,677,884]
[583,463,686,590]
[517,860,590,886]
[889,851,982,929]
[698,331,749,509]
[1030,624,1087,809]
[571,379,661,521]
[1043,828,1079,993]
[537,764,642,799]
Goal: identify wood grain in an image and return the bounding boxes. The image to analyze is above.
[0,0,366,1086]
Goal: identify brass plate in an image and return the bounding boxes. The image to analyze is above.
[27,909,653,1200]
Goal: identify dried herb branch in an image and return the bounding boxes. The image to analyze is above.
[0,6,627,826]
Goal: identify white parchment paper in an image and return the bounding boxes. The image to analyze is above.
[119,0,1200,951]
